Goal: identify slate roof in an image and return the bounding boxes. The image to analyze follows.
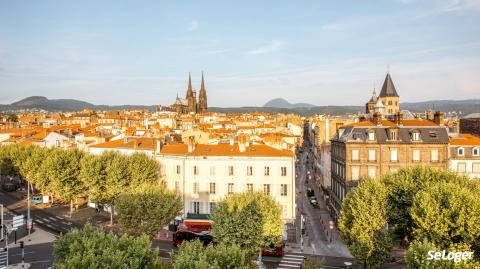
[379,73,399,97]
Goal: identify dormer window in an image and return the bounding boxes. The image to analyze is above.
[412,131,420,141]
[390,129,397,141]
[458,147,464,156]
[473,147,479,157]
[368,131,376,141]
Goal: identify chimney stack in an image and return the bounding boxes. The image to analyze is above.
[156,139,163,154]
[238,135,246,152]
[434,111,444,125]
[394,112,403,126]
[187,136,195,153]
[229,136,234,147]
[372,112,381,126]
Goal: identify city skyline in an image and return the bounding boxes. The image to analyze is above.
[1,0,480,107]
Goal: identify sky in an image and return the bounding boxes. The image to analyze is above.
[1,0,480,107]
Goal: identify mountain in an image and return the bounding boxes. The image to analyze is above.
[1,96,156,112]
[263,98,316,108]
[1,96,479,116]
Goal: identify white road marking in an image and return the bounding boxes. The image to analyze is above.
[278,264,300,268]
[48,217,57,221]
[55,216,64,220]
[34,219,44,223]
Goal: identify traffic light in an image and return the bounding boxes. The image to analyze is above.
[20,241,24,248]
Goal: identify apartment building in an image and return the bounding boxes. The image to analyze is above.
[329,112,449,220]
[449,133,480,179]
[157,139,296,223]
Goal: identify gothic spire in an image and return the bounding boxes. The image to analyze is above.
[200,71,205,93]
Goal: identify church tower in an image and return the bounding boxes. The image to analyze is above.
[186,73,197,113]
[365,87,377,115]
[198,72,208,113]
[378,72,400,115]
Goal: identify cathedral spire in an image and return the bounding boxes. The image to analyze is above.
[187,72,193,96]
[198,71,208,113]
[200,71,205,92]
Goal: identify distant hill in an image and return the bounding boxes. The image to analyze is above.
[263,98,316,108]
[1,96,156,112]
[1,96,479,116]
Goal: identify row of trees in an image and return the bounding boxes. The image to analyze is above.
[339,166,480,268]
[54,191,284,268]
[0,144,175,225]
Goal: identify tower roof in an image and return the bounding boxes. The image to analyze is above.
[187,72,193,94]
[379,73,399,97]
[368,87,377,103]
[200,71,206,92]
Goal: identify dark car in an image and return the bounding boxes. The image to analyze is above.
[306,188,315,197]
[309,197,319,208]
[2,182,16,192]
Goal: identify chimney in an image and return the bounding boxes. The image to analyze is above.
[187,136,195,153]
[426,109,434,121]
[124,136,128,144]
[238,135,246,152]
[156,139,163,154]
[245,134,250,147]
[229,137,234,146]
[394,112,403,126]
[372,112,381,126]
[434,111,444,125]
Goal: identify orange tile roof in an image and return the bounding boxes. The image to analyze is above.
[90,137,158,150]
[345,118,438,128]
[450,134,480,146]
[160,143,294,157]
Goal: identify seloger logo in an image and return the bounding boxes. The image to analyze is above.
[427,251,474,263]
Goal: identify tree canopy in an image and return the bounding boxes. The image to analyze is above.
[211,192,283,255]
[53,225,165,269]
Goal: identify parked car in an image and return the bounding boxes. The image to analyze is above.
[32,195,43,205]
[309,197,319,208]
[306,188,315,197]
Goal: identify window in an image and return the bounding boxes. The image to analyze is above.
[457,162,466,174]
[209,182,216,194]
[390,130,396,140]
[193,182,199,194]
[473,147,479,157]
[281,167,287,176]
[247,166,253,176]
[209,202,217,213]
[280,184,287,196]
[55,140,61,147]
[390,149,398,162]
[246,183,253,192]
[431,149,439,162]
[264,166,270,176]
[263,184,270,195]
[458,147,464,156]
[473,163,480,173]
[193,166,199,175]
[413,149,421,161]
[351,149,359,161]
[412,131,420,141]
[210,166,215,176]
[368,167,377,178]
[368,132,375,141]
[351,166,360,180]
[175,181,180,192]
[176,165,181,174]
[228,183,234,194]
[228,166,234,176]
[368,149,376,161]
[388,100,392,105]
[192,202,200,214]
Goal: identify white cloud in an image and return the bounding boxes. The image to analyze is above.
[188,20,199,31]
[246,40,287,55]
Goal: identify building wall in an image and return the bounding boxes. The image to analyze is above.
[158,155,296,223]
[378,96,399,115]
[449,145,480,179]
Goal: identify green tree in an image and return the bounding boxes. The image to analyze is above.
[6,114,18,122]
[78,153,107,205]
[339,179,392,268]
[211,192,283,256]
[43,148,84,214]
[410,182,480,251]
[383,166,470,245]
[0,145,15,176]
[116,182,182,239]
[127,152,159,186]
[23,146,51,194]
[103,151,131,225]
[53,225,164,269]
[171,239,250,269]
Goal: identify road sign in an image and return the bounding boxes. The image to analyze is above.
[13,215,24,229]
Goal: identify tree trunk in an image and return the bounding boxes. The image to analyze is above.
[70,200,73,218]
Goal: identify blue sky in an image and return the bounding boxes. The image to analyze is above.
[1,0,479,107]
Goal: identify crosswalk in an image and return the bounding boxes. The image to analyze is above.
[277,253,305,269]
[33,215,73,231]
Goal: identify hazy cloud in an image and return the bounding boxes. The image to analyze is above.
[246,40,287,55]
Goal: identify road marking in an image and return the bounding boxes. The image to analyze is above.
[11,251,35,256]
[282,257,304,261]
[41,218,50,222]
[278,263,300,268]
[35,219,44,223]
[48,217,57,221]
[55,216,64,220]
